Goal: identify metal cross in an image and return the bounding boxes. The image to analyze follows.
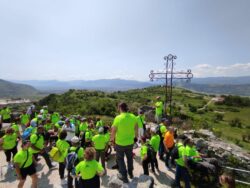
[149,54,193,122]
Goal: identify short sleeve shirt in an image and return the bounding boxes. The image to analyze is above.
[155,101,163,115]
[92,134,108,150]
[137,115,145,129]
[30,134,44,153]
[150,135,160,152]
[69,146,84,160]
[2,133,17,150]
[75,160,104,180]
[112,112,137,146]
[140,145,148,160]
[56,139,70,162]
[14,149,33,168]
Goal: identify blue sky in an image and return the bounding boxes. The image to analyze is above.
[0,0,250,81]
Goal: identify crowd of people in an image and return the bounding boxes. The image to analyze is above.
[0,97,236,188]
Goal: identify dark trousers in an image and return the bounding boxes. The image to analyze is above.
[4,146,18,162]
[115,144,133,178]
[150,151,158,172]
[165,145,174,167]
[79,175,100,188]
[34,151,53,168]
[175,164,191,188]
[142,159,150,175]
[59,162,65,179]
[96,149,105,169]
[158,138,165,159]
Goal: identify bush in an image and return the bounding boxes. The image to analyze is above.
[229,118,242,128]
[213,130,222,138]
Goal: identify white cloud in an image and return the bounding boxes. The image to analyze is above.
[192,62,250,77]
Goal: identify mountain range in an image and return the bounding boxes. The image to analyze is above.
[1,76,250,98]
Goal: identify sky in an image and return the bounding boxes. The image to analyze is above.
[0,0,250,81]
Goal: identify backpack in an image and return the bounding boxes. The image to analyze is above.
[21,127,34,140]
[65,147,80,170]
[49,146,61,162]
[146,143,155,161]
[171,144,183,161]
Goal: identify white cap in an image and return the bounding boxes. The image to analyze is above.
[71,136,80,143]
[151,127,157,133]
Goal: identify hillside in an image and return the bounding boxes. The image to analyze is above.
[0,79,38,98]
[39,86,250,152]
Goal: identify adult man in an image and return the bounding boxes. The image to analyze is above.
[111,102,138,183]
[1,106,11,123]
[155,96,164,123]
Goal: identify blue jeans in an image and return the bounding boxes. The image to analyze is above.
[175,164,191,188]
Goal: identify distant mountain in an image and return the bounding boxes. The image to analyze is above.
[192,76,250,85]
[12,79,155,92]
[0,79,38,98]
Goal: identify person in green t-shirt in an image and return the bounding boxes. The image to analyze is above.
[30,126,55,170]
[92,127,108,169]
[79,118,88,147]
[0,128,18,168]
[14,140,38,188]
[20,110,30,132]
[137,111,145,143]
[51,112,60,124]
[155,96,164,124]
[149,127,160,172]
[174,135,190,188]
[111,102,138,183]
[140,136,150,175]
[75,147,104,188]
[0,106,11,123]
[95,118,104,128]
[56,130,70,185]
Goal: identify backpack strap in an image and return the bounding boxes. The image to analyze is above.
[21,150,29,169]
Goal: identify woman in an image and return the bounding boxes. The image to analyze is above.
[75,147,104,188]
[56,130,70,185]
[0,127,18,168]
[14,140,38,188]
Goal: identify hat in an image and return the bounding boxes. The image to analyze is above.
[81,117,87,121]
[156,96,161,99]
[71,136,80,143]
[98,127,104,134]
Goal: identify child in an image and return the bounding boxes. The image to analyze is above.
[140,136,150,175]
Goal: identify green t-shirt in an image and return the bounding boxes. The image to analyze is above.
[11,123,20,134]
[85,129,93,141]
[56,139,70,162]
[112,112,137,146]
[137,115,145,129]
[2,133,17,150]
[140,145,148,160]
[185,145,201,162]
[30,134,44,153]
[160,125,167,137]
[20,114,30,125]
[69,146,84,160]
[92,134,108,150]
[51,113,60,124]
[75,160,104,180]
[14,149,33,168]
[96,120,104,128]
[155,101,163,115]
[150,135,160,152]
[79,122,88,132]
[44,123,53,132]
[175,143,187,167]
[1,108,11,120]
[105,132,110,143]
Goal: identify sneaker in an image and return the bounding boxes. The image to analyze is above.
[60,179,67,185]
[117,173,129,183]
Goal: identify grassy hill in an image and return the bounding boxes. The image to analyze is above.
[0,79,39,98]
[39,86,250,151]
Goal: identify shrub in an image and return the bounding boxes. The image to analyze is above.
[229,118,242,128]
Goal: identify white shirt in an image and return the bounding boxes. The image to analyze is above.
[62,123,76,141]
